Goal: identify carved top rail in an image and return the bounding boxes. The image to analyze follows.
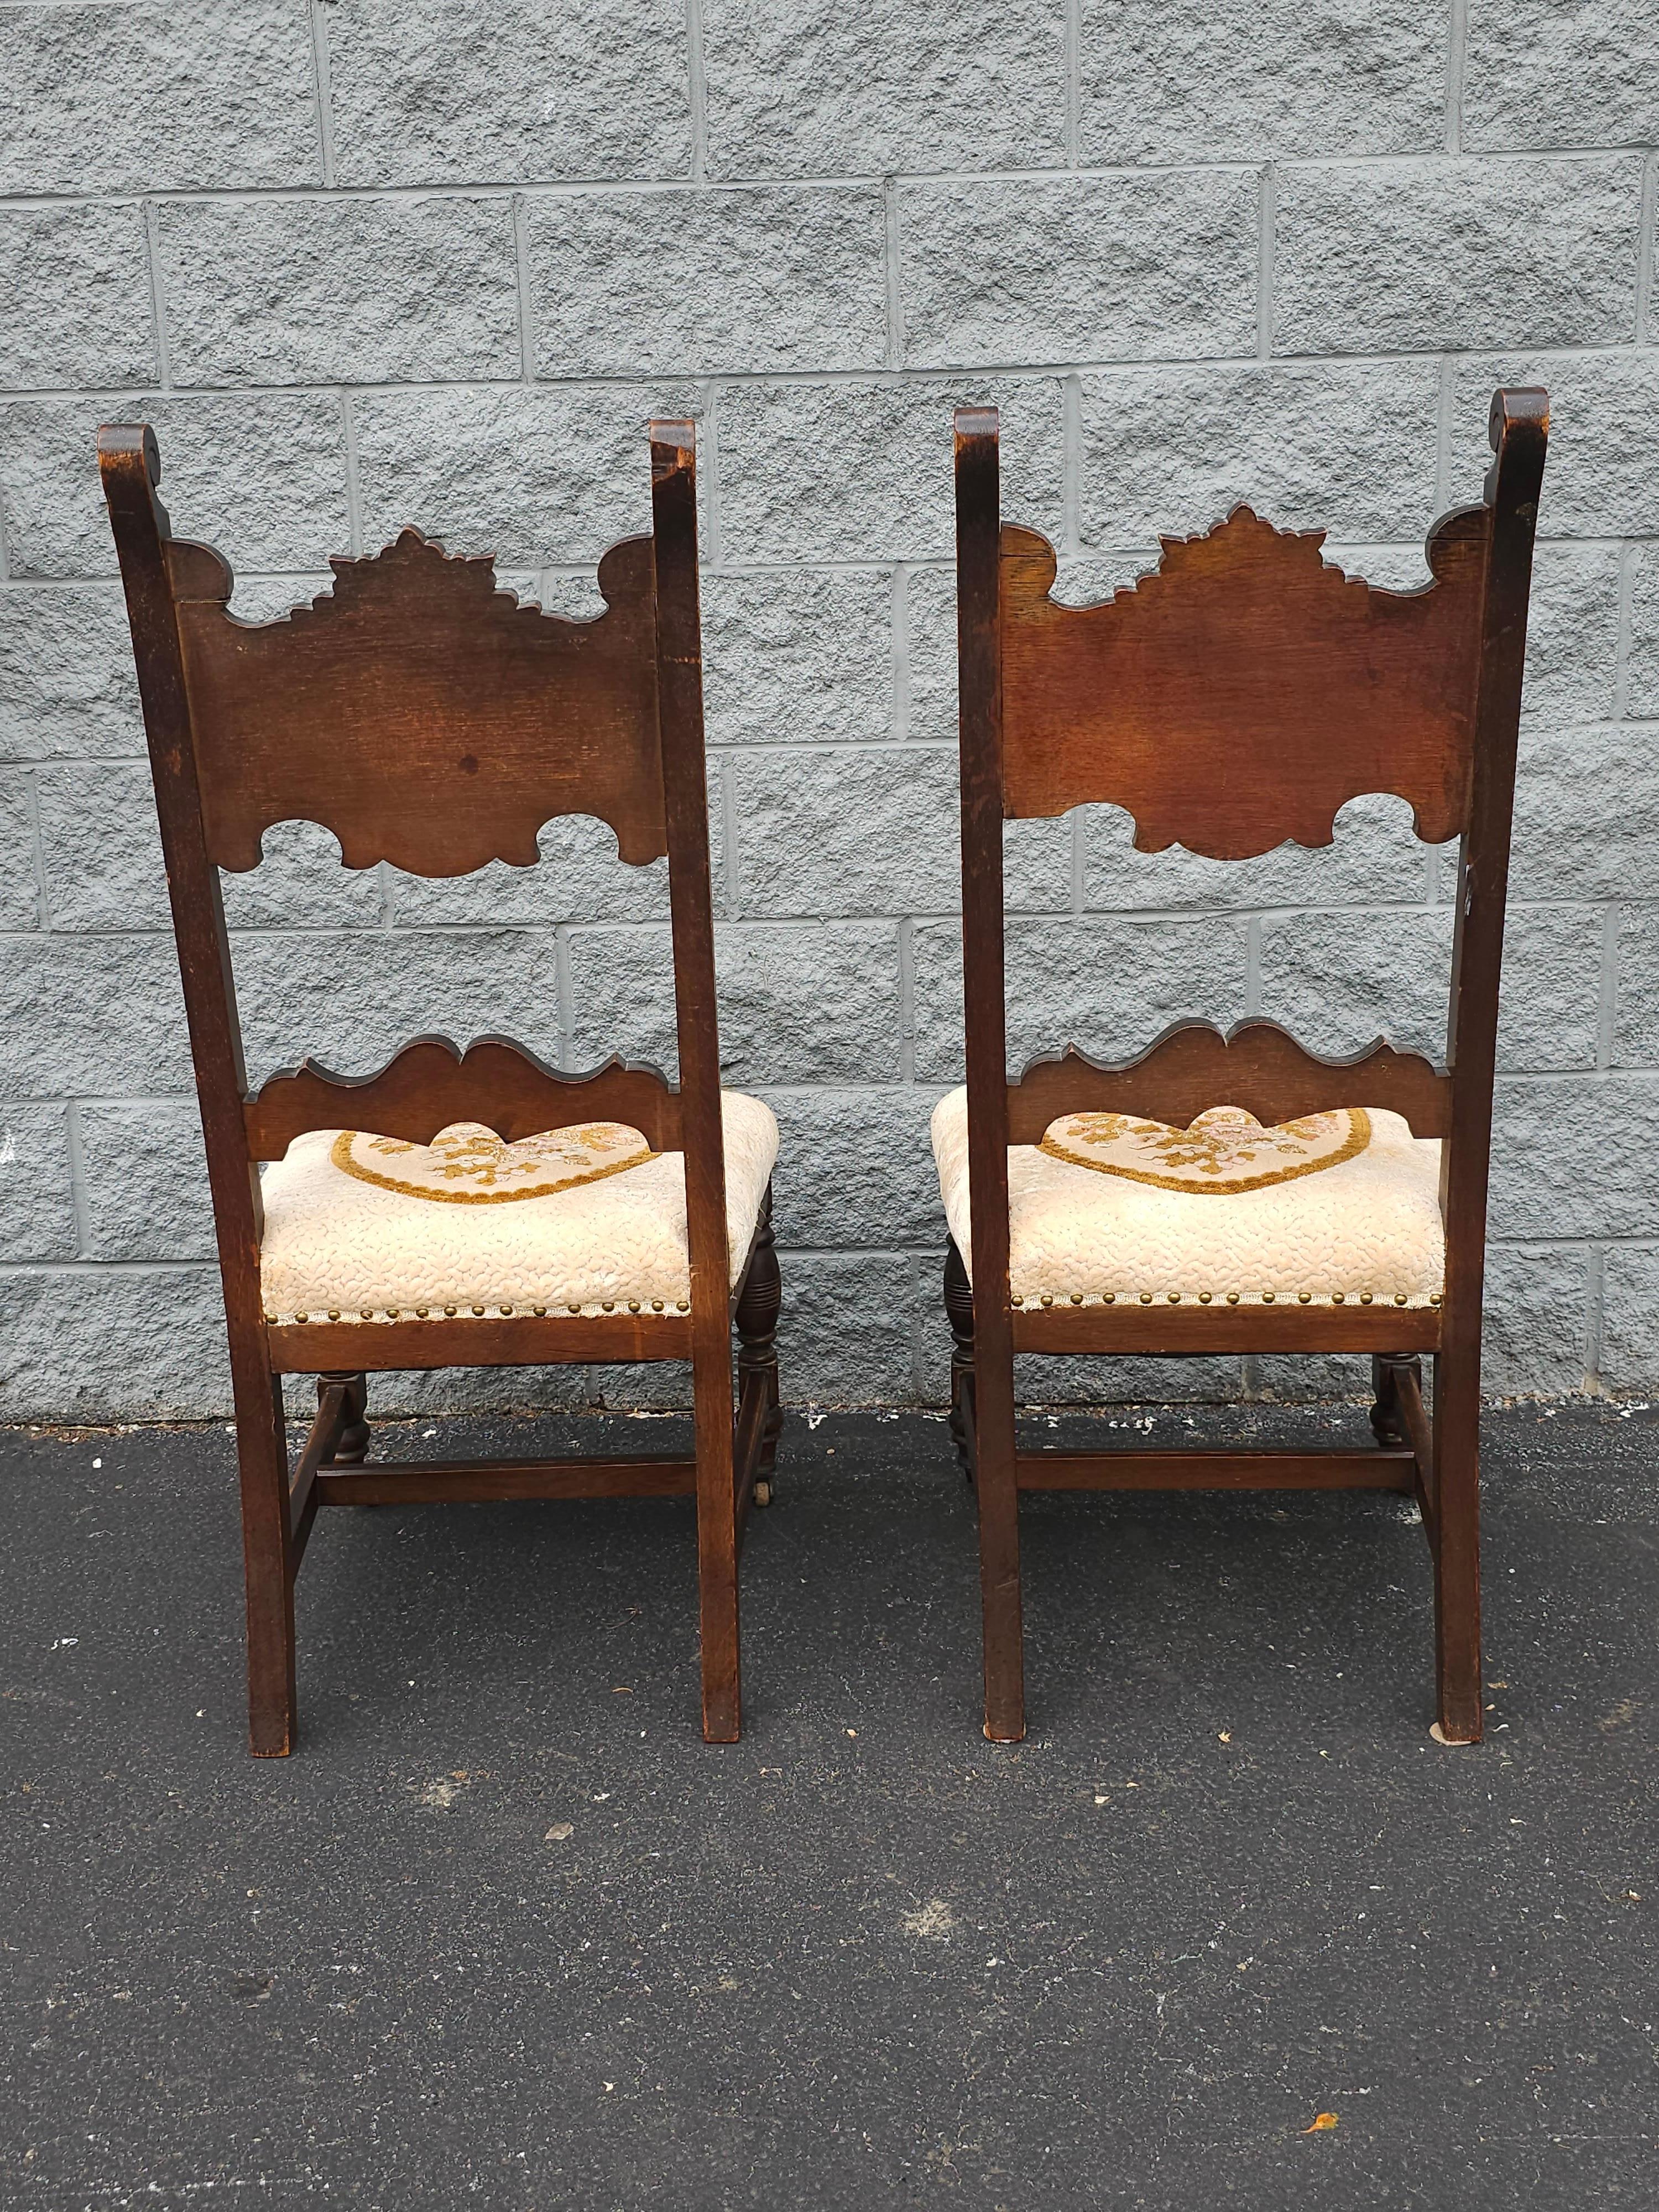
[1005,1023,1452,1142]
[244,1038,681,1159]
[999,503,1490,858]
[165,528,666,878]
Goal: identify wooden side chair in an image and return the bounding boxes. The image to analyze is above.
[940,389,1548,1746]
[100,419,782,1755]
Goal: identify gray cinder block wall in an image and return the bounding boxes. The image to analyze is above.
[1,0,1657,1418]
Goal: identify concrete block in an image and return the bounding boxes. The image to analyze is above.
[324,0,691,186]
[1483,1243,1592,1399]
[703,568,894,750]
[389,818,670,928]
[1613,912,1659,1067]
[731,745,956,920]
[353,385,695,569]
[1464,0,1659,152]
[0,936,190,1094]
[567,922,903,1085]
[0,587,144,762]
[1626,546,1659,717]
[762,1084,946,1250]
[220,822,387,932]
[0,1102,77,1261]
[1451,355,1659,538]
[1598,1246,1659,1396]
[1511,724,1659,901]
[527,187,887,376]
[774,1249,925,1405]
[159,196,520,387]
[701,0,1066,179]
[0,774,40,927]
[1275,157,1642,353]
[1078,0,1444,161]
[35,761,168,931]
[0,1266,229,1421]
[1520,544,1622,724]
[911,912,1250,1083]
[1077,361,1442,545]
[0,395,351,580]
[1083,792,1433,914]
[0,0,317,194]
[79,1098,215,1262]
[1496,905,1604,1073]
[899,173,1258,368]
[0,205,157,387]
[717,377,1065,565]
[1258,907,1452,1062]
[230,927,563,1090]
[1015,1353,1246,1406]
[1490,1075,1659,1239]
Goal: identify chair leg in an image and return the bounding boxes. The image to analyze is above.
[237,1370,297,1758]
[972,1295,1024,1745]
[1369,1352,1410,1445]
[944,1239,976,1482]
[734,1191,782,1506]
[1431,1347,1483,1744]
[692,1323,742,1745]
[320,1370,371,1464]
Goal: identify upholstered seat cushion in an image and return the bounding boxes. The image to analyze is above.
[931,1088,1443,1310]
[260,1091,778,1324]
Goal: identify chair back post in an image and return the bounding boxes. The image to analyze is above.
[98,426,269,1361]
[650,420,740,1741]
[1440,392,1548,1331]
[954,404,1025,1740]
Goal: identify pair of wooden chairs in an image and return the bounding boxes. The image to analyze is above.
[101,387,1547,1757]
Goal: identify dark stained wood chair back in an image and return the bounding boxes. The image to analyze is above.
[99,421,770,1754]
[950,390,1549,1748]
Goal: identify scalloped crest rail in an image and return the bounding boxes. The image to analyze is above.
[167,524,668,876]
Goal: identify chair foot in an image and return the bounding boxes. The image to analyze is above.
[753,1477,772,1509]
[1428,1720,1478,1747]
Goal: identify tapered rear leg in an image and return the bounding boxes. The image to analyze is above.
[1431,1348,1483,1744]
[240,1369,296,1757]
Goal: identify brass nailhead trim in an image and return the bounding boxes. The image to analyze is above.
[628,1300,641,1313]
[1298,1292,1312,1305]
[415,1307,429,1318]
[1070,1292,1083,1306]
[1139,1291,1153,1305]
[327,1309,341,1321]
[263,1311,276,1324]
[1226,1291,1239,1305]
[1039,1293,1052,1307]
[602,1301,615,1312]
[1166,1291,1181,1304]
[1394,1292,1408,1306]
[1430,1292,1443,1307]
[1360,1291,1373,1305]
[533,1305,546,1317]
[499,1305,513,1316]
[1103,1291,1115,1304]
[677,1300,690,1312]
[1198,1291,1212,1304]
[651,1300,664,1312]
[1261,1291,1275,1304]
[471,1306,485,1317]
[1332,1290,1345,1304]
[445,1306,457,1317]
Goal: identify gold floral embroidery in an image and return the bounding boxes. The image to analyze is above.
[330,1120,656,1204]
[1039,1104,1371,1195]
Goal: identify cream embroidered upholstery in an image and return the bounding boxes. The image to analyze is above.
[931,1088,1443,1308]
[260,1091,778,1323]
